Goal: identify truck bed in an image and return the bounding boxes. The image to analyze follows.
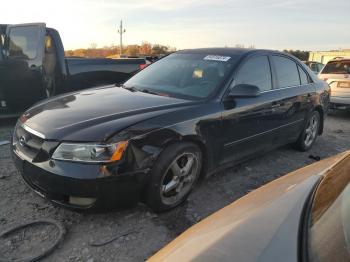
[65,57,145,91]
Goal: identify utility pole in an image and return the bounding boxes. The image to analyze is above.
[118,20,126,56]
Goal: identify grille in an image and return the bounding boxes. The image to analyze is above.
[14,125,45,159]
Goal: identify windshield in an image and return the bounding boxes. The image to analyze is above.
[123,53,236,100]
[306,155,350,262]
[321,61,350,74]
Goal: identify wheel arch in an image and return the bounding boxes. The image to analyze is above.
[162,134,210,181]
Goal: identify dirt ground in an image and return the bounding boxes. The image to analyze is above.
[1,110,350,262]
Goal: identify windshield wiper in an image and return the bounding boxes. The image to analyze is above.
[120,84,138,92]
[121,85,165,96]
[139,88,163,96]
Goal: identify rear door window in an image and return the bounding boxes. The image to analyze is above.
[235,55,272,92]
[272,56,300,88]
[7,26,41,59]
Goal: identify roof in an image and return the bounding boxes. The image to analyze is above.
[329,57,350,62]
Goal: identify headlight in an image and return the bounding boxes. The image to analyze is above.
[52,141,128,163]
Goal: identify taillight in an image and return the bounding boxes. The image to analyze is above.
[139,64,147,70]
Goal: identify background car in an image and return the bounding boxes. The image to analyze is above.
[304,61,325,74]
[148,151,350,262]
[318,57,350,110]
[12,48,329,212]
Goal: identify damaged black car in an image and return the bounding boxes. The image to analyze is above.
[12,48,330,212]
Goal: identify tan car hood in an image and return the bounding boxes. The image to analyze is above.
[149,151,350,262]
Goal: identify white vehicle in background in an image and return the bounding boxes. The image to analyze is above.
[318,57,350,110]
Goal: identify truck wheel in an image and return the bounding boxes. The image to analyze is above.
[145,142,202,212]
[294,111,320,151]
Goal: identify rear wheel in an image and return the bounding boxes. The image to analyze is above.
[145,143,202,212]
[294,111,320,151]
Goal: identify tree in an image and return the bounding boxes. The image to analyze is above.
[283,50,310,61]
[139,41,152,55]
[125,45,139,56]
[64,42,176,58]
[152,44,169,55]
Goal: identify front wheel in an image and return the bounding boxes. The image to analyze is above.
[294,111,321,151]
[145,142,202,212]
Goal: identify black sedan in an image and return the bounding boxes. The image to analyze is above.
[12,48,330,211]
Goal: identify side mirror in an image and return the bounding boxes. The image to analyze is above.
[227,84,260,98]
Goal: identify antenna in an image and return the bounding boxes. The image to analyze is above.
[118,20,126,56]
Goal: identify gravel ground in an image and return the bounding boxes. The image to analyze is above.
[0,111,350,262]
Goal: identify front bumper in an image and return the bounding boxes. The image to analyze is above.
[12,150,149,211]
[330,96,350,105]
[330,96,350,109]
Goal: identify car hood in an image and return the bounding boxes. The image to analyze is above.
[22,85,195,141]
[148,151,350,262]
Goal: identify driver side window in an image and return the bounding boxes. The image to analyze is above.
[235,56,272,92]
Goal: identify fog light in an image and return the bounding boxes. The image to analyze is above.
[69,196,97,207]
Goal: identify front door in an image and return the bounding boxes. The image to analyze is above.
[220,55,283,165]
[0,23,46,113]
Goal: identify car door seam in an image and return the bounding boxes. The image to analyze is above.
[224,119,304,147]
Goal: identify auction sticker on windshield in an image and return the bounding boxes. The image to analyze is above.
[204,55,231,62]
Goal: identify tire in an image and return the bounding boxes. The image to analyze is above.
[145,142,202,212]
[294,111,321,152]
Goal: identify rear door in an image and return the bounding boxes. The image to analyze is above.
[0,23,46,113]
[269,55,314,145]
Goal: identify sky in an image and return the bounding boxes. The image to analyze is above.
[2,0,349,51]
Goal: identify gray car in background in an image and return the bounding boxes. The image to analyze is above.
[318,57,350,110]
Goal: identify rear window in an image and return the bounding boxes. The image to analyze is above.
[7,26,41,59]
[321,61,350,74]
[306,156,350,262]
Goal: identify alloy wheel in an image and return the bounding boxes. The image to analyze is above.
[160,152,200,205]
[304,113,319,147]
